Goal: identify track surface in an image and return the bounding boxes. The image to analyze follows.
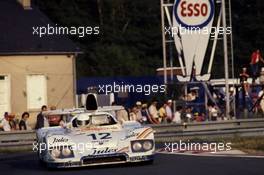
[0,153,264,175]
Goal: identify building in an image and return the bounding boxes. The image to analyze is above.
[0,0,81,126]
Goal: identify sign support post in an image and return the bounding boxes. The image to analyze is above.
[221,0,230,119]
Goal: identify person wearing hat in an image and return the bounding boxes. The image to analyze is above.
[136,101,142,106]
[135,101,143,123]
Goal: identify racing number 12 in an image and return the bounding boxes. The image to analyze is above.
[87,133,112,140]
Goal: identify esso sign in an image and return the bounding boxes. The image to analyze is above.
[174,0,214,28]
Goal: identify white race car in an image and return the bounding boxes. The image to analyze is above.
[36,96,155,168]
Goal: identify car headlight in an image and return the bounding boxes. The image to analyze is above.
[61,147,72,157]
[143,140,153,151]
[51,148,61,158]
[131,140,154,152]
[132,142,142,151]
[50,146,74,159]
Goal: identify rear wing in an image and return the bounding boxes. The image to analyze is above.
[42,106,125,116]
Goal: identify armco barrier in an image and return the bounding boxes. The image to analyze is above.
[0,130,35,151]
[150,118,264,133]
[0,119,264,151]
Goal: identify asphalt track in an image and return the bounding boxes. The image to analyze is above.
[0,152,264,175]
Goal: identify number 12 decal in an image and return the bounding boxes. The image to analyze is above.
[87,133,112,140]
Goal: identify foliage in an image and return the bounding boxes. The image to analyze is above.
[36,0,264,78]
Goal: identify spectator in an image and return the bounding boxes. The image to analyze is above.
[116,108,129,124]
[172,106,182,124]
[208,104,218,121]
[259,67,264,84]
[258,86,264,114]
[229,87,236,116]
[184,107,193,122]
[9,114,17,130]
[158,103,167,123]
[165,100,173,123]
[35,105,48,129]
[250,49,264,83]
[185,87,199,102]
[0,112,11,131]
[148,100,160,124]
[141,104,151,124]
[129,107,137,121]
[19,112,30,130]
[239,67,250,96]
[194,112,205,122]
[135,101,143,123]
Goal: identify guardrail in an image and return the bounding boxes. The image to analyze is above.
[0,130,35,151]
[0,118,264,151]
[150,118,264,132]
[151,118,264,141]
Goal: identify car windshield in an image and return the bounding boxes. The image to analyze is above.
[74,113,116,128]
[91,114,116,126]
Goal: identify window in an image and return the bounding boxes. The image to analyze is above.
[0,75,10,116]
[27,75,47,110]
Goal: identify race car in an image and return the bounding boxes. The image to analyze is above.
[36,95,155,168]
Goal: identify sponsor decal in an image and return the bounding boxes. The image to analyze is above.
[92,147,118,155]
[52,137,69,144]
[137,128,153,139]
[172,0,215,82]
[174,0,214,29]
[124,132,139,140]
[80,127,119,132]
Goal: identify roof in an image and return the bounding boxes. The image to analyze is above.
[0,0,81,55]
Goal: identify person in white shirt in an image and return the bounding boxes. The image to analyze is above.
[208,104,218,121]
[135,101,143,123]
[1,112,11,131]
[165,100,173,123]
[172,106,182,124]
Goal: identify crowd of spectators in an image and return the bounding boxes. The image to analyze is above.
[116,98,218,125]
[0,111,31,131]
[0,105,66,132]
[237,49,264,114]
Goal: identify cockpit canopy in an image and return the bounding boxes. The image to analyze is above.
[74,113,117,128]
